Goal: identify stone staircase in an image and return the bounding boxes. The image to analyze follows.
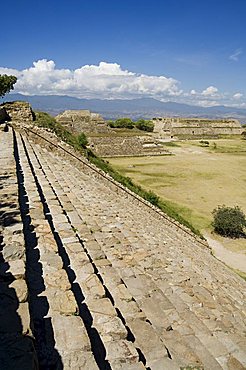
[0,126,245,370]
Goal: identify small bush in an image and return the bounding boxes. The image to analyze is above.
[77,132,88,148]
[199,140,209,147]
[34,111,57,130]
[212,205,246,238]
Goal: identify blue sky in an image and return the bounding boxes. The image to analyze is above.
[1,0,246,107]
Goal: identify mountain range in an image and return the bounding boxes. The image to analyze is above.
[4,93,246,123]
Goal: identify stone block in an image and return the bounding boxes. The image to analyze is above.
[127,318,169,362]
[51,314,91,352]
[10,279,28,303]
[44,267,71,291]
[104,339,138,363]
[45,289,77,315]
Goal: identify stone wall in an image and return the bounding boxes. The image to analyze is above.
[89,135,169,157]
[153,117,243,137]
[1,101,34,122]
[56,109,110,134]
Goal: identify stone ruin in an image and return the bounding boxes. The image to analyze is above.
[55,109,110,134]
[152,117,243,138]
[0,101,34,123]
[88,135,170,157]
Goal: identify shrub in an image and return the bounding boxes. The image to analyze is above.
[34,111,57,130]
[107,118,134,129]
[212,205,246,238]
[135,119,154,132]
[199,140,209,147]
[77,132,88,148]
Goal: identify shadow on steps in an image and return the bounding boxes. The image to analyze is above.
[13,131,63,370]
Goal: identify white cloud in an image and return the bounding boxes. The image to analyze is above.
[197,100,220,107]
[0,59,181,99]
[229,48,242,61]
[1,59,245,108]
[233,92,243,100]
[201,86,218,97]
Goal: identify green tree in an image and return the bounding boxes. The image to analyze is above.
[109,118,134,129]
[0,74,17,98]
[212,205,246,238]
[135,119,154,132]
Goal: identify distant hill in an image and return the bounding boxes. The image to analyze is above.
[4,93,246,123]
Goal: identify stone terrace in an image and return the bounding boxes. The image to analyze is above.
[0,125,246,370]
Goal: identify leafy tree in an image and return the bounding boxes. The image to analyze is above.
[115,118,134,128]
[212,205,246,238]
[0,74,17,98]
[108,118,134,129]
[77,132,88,148]
[135,119,154,132]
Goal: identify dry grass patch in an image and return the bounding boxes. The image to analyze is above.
[107,138,246,251]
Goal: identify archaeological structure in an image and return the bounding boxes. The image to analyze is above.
[56,109,108,134]
[0,102,245,369]
[152,117,243,138]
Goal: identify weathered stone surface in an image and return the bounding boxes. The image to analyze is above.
[10,279,28,303]
[110,363,146,370]
[51,314,91,351]
[61,351,98,370]
[93,314,127,341]
[44,289,77,315]
[104,339,138,362]
[2,242,25,261]
[0,259,25,279]
[44,267,71,291]
[2,101,34,122]
[86,298,116,317]
[127,318,169,362]
[17,302,31,334]
[79,274,105,299]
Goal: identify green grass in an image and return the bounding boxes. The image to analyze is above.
[231,268,246,281]
[34,111,83,150]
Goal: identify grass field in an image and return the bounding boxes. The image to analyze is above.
[107,138,246,250]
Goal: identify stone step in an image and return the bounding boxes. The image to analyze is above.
[29,142,184,366]
[15,132,99,370]
[29,140,222,368]
[20,130,246,370]
[20,135,146,369]
[0,128,37,369]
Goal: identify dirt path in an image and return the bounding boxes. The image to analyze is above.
[204,233,246,274]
